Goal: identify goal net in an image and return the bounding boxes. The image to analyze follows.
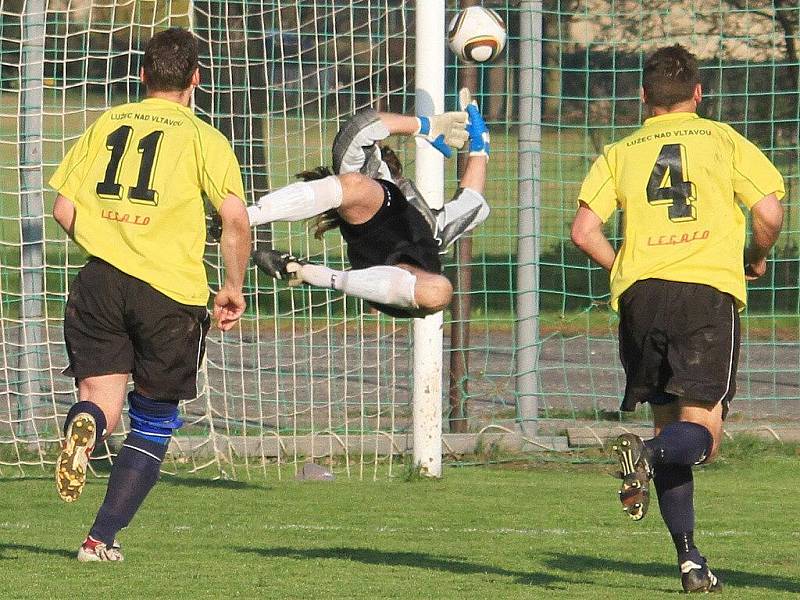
[1,1,798,480]
[0,0,524,480]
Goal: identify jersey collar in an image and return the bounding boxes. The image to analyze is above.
[141,97,192,113]
[643,111,700,127]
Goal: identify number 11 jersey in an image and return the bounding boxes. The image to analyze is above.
[49,97,245,306]
[578,111,784,311]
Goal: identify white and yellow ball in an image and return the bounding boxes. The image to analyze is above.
[447,6,507,64]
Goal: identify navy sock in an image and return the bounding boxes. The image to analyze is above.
[64,401,108,441]
[89,433,167,545]
[644,421,712,466]
[653,463,703,565]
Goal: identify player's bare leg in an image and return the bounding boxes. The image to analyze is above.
[397,263,453,313]
[252,254,451,317]
[649,400,724,593]
[76,391,183,562]
[246,170,387,228]
[334,172,385,223]
[56,373,127,503]
[247,174,343,226]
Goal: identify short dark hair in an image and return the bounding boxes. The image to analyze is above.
[642,44,700,108]
[142,28,198,92]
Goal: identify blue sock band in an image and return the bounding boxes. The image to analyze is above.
[127,391,182,446]
[65,401,108,441]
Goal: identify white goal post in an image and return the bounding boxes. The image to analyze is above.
[412,0,446,478]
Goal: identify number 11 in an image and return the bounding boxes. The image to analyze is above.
[96,126,163,205]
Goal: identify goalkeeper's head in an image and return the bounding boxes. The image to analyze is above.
[141,28,199,94]
[642,44,701,110]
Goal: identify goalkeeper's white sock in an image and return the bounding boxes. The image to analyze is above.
[247,176,343,226]
[300,264,418,309]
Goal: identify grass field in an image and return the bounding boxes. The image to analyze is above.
[1,441,798,599]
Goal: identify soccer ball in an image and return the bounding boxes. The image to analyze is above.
[447,6,507,64]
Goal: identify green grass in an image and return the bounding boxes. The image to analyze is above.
[1,444,798,598]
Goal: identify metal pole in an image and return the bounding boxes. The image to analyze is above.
[448,45,478,434]
[18,0,47,438]
[413,0,445,478]
[515,1,542,436]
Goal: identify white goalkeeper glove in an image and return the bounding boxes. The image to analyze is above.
[415,111,469,158]
[459,88,490,160]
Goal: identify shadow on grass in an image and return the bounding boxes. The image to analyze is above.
[0,474,264,491]
[236,546,565,587]
[544,553,800,594]
[0,543,74,560]
[160,476,264,491]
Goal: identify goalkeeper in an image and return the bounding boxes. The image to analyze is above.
[246,89,490,318]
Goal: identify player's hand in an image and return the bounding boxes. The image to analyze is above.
[459,88,490,159]
[416,111,469,158]
[745,256,767,281]
[213,286,246,331]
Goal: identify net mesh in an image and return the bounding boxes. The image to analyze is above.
[1,1,798,479]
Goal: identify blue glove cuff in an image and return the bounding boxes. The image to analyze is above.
[465,105,489,155]
[417,115,431,136]
[417,115,431,135]
[432,135,452,158]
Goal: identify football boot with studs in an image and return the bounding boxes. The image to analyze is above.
[610,432,653,521]
[56,413,97,503]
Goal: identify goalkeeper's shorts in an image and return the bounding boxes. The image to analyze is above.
[340,179,442,318]
[63,258,211,400]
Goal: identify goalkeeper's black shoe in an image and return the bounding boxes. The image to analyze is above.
[252,249,305,287]
[610,433,653,521]
[681,560,723,593]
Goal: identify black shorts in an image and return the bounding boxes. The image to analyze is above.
[63,258,210,401]
[618,279,740,417]
[340,179,441,318]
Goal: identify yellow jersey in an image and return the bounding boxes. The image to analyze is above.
[579,111,784,311]
[49,97,245,306]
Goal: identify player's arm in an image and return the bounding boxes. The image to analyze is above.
[433,90,491,250]
[459,153,487,194]
[745,192,783,280]
[378,111,468,158]
[570,202,616,271]
[376,113,420,136]
[53,194,77,240]
[457,88,490,194]
[572,147,618,270]
[214,193,251,331]
[729,128,785,280]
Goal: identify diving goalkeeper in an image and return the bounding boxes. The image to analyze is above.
[246,89,490,318]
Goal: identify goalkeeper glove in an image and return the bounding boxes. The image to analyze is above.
[207,211,223,242]
[415,111,469,158]
[459,88,490,159]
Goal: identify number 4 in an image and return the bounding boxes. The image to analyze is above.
[646,143,697,222]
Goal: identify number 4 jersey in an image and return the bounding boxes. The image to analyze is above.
[49,97,245,306]
[578,111,784,311]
